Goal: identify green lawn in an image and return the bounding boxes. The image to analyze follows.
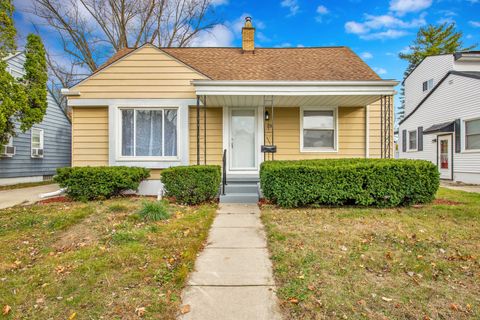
[0,197,216,319]
[262,188,480,320]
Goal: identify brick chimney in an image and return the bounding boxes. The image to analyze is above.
[242,17,255,52]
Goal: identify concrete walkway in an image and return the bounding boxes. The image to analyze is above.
[0,184,60,209]
[179,203,282,320]
[441,181,480,193]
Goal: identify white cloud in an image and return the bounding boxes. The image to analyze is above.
[281,0,300,16]
[275,42,292,47]
[360,29,408,40]
[389,0,432,16]
[315,5,329,22]
[345,13,425,40]
[373,67,387,75]
[211,0,229,5]
[437,17,455,25]
[190,24,234,47]
[361,52,373,59]
[317,5,329,15]
[469,21,480,28]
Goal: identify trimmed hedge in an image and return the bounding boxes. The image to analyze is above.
[54,166,150,201]
[260,159,439,207]
[161,165,221,205]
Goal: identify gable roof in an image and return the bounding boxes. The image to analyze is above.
[399,70,480,125]
[93,45,381,81]
[402,51,480,83]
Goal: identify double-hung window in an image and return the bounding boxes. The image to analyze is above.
[301,108,336,151]
[465,118,480,151]
[120,108,178,158]
[408,130,417,151]
[31,129,44,158]
[422,79,434,92]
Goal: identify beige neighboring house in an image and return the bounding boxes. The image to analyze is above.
[63,17,398,198]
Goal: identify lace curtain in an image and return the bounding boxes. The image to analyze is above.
[121,109,177,157]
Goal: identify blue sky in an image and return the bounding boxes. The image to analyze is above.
[12,0,480,116]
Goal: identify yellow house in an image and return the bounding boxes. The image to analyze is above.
[63,17,397,198]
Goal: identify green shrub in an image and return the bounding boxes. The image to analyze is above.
[54,166,150,201]
[138,200,170,221]
[161,165,221,205]
[260,159,439,208]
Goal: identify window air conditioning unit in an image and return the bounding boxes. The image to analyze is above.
[32,148,44,158]
[0,145,15,157]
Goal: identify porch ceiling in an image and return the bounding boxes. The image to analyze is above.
[202,94,383,107]
[193,80,399,107]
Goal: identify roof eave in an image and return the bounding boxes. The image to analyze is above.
[192,80,399,96]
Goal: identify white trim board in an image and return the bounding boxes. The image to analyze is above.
[68,98,198,107]
[107,99,191,168]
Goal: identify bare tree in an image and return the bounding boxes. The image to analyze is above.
[24,0,218,94]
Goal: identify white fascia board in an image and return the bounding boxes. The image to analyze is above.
[67,98,198,107]
[192,80,399,96]
[61,88,81,96]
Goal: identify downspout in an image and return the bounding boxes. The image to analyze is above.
[196,96,200,165]
[365,104,369,158]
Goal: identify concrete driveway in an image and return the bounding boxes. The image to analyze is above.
[0,184,61,209]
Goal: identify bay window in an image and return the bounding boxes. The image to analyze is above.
[301,108,336,151]
[120,108,178,158]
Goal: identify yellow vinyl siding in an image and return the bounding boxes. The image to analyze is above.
[273,107,366,160]
[72,107,109,166]
[70,46,207,100]
[189,107,223,165]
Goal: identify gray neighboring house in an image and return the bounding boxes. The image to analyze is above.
[0,52,71,186]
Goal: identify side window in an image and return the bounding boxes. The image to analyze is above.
[31,128,44,158]
[422,79,434,92]
[408,130,417,151]
[465,118,480,150]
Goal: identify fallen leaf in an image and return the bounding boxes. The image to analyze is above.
[68,312,77,319]
[450,303,459,311]
[307,285,315,291]
[135,307,146,316]
[2,305,11,315]
[180,304,191,314]
[288,298,299,304]
[381,297,393,302]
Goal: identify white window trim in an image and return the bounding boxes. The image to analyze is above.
[407,129,417,152]
[31,128,44,158]
[300,106,338,153]
[462,116,480,153]
[116,106,181,162]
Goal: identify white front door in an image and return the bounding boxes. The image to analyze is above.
[230,109,257,171]
[438,135,453,180]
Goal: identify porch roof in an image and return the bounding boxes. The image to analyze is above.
[192,80,399,107]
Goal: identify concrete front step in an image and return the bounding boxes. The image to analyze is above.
[219,193,259,204]
[225,183,258,194]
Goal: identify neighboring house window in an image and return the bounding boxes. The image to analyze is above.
[422,79,434,92]
[120,108,178,158]
[31,128,44,158]
[0,135,15,157]
[465,118,480,150]
[408,130,417,151]
[301,108,336,151]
